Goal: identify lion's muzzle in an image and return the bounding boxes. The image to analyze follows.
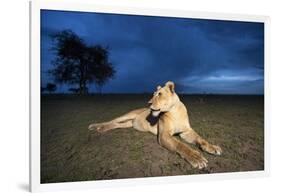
[150,107,161,117]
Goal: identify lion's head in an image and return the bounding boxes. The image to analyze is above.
[148,81,180,117]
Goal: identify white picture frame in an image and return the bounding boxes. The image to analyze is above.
[30,0,270,192]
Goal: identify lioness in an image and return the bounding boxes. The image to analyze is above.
[88,81,222,169]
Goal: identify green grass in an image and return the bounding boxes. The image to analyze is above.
[41,94,264,183]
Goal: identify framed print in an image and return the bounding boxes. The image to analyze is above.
[30,0,270,192]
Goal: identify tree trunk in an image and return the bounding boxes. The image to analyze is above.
[98,86,102,94]
[79,81,83,94]
[79,63,87,95]
[82,80,87,94]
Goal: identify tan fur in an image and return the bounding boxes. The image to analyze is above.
[88,81,222,169]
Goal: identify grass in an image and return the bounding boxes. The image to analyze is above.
[41,94,264,183]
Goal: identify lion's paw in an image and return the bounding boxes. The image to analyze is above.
[203,144,222,155]
[187,151,208,169]
[88,123,103,131]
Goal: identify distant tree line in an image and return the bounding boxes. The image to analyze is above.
[48,30,115,94]
[41,83,57,94]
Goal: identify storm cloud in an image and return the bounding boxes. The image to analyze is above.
[41,10,264,94]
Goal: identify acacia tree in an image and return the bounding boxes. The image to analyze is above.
[88,45,115,93]
[49,30,115,94]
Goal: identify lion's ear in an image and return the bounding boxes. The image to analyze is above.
[165,81,175,93]
[157,86,162,90]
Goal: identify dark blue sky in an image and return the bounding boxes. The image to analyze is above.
[41,10,264,94]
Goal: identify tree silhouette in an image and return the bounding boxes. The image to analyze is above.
[49,30,115,94]
[45,83,57,93]
[88,45,115,93]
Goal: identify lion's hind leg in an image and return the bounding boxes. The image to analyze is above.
[88,118,133,133]
[88,108,147,133]
[95,121,133,133]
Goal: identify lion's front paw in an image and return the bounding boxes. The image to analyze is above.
[203,144,222,155]
[187,151,208,169]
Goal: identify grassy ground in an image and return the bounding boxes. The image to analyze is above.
[41,94,264,183]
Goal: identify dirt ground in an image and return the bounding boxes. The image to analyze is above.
[41,94,264,183]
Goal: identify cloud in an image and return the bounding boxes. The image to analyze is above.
[40,10,264,94]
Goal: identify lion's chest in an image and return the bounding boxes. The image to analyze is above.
[133,109,158,135]
[168,112,191,134]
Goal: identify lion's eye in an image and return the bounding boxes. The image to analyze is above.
[158,92,162,96]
